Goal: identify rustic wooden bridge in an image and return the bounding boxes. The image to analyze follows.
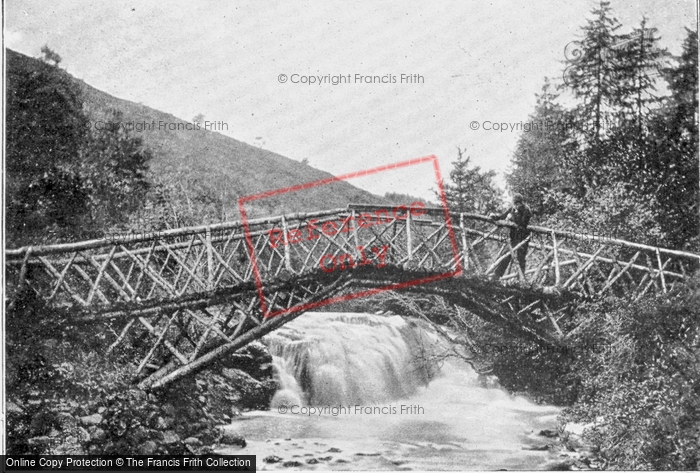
[6,204,699,390]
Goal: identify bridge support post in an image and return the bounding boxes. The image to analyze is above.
[352,211,361,260]
[406,212,413,262]
[552,231,561,286]
[281,217,292,272]
[459,214,468,271]
[206,226,213,290]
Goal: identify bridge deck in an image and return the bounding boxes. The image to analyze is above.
[6,205,699,389]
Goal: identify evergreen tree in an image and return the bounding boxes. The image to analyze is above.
[607,19,669,182]
[614,20,666,131]
[439,148,502,214]
[507,78,575,214]
[561,2,627,190]
[565,2,623,144]
[645,29,699,248]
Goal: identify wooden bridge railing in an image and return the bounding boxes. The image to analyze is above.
[5,204,699,389]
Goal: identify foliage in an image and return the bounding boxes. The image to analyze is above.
[79,109,152,231]
[4,290,267,455]
[439,147,503,215]
[384,192,429,206]
[541,181,667,245]
[561,283,700,470]
[456,278,700,469]
[506,79,575,215]
[40,45,62,66]
[6,48,90,245]
[6,49,153,246]
[508,2,697,250]
[644,29,699,249]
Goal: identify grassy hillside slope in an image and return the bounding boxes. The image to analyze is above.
[8,49,384,223]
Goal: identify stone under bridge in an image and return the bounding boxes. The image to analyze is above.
[6,204,699,390]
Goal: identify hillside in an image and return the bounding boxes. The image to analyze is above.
[7,49,384,223]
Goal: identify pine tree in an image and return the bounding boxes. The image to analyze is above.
[565,1,623,145]
[507,78,575,214]
[439,148,502,214]
[645,29,699,248]
[608,19,669,179]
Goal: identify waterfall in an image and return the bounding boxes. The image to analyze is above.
[227,311,563,470]
[265,312,445,407]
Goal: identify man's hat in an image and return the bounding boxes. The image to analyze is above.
[512,193,524,203]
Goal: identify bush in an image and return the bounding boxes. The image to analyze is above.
[562,283,700,470]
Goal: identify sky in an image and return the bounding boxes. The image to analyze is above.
[5,0,697,201]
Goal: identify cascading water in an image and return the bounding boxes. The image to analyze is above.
[267,313,440,408]
[218,312,565,470]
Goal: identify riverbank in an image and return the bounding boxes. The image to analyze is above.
[5,327,277,455]
[462,283,700,470]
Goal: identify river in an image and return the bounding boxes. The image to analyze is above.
[217,312,564,470]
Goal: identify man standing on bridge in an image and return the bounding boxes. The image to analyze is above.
[488,193,532,280]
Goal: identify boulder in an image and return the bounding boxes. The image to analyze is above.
[220,431,246,447]
[29,411,59,435]
[91,428,106,442]
[79,414,103,426]
[155,416,174,430]
[184,437,202,447]
[132,426,150,443]
[76,427,91,443]
[56,412,77,430]
[217,342,274,380]
[196,431,215,445]
[162,431,180,445]
[128,389,148,403]
[7,401,23,414]
[140,440,158,455]
[221,368,275,410]
[28,436,52,447]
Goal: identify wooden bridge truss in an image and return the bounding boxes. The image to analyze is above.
[6,204,699,389]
